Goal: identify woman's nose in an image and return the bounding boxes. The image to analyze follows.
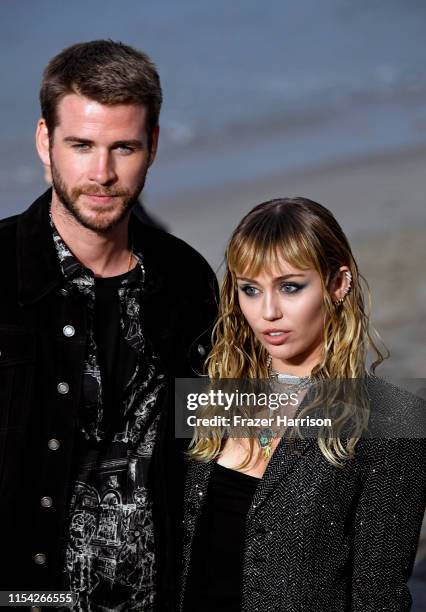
[262,292,282,321]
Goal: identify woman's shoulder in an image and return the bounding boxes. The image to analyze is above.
[359,373,426,454]
[366,373,425,413]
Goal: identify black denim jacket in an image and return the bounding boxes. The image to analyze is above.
[0,189,218,611]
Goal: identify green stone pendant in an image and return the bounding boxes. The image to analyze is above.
[258,427,273,460]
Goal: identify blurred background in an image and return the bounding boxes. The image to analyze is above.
[1,0,426,378]
[0,0,425,605]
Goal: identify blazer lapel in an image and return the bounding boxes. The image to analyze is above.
[248,382,326,517]
[247,435,316,519]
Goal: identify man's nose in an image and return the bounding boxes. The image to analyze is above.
[88,151,117,185]
[262,292,283,321]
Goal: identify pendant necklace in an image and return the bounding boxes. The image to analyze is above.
[258,369,312,460]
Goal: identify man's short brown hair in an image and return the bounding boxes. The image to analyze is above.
[40,39,162,148]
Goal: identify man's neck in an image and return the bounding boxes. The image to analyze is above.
[51,198,132,278]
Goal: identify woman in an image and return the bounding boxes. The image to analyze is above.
[179,197,425,612]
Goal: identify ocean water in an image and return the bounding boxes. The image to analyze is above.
[1,0,426,213]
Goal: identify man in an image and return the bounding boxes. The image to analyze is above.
[0,40,217,611]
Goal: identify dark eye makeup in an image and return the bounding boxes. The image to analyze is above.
[238,282,306,296]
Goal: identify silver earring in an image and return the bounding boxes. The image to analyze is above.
[334,271,352,306]
[345,271,352,291]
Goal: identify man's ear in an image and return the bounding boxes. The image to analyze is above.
[35,118,51,167]
[148,124,160,167]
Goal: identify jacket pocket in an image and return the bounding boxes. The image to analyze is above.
[0,328,36,479]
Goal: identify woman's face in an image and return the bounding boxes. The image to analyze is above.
[236,258,327,376]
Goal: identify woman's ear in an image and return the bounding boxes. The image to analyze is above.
[331,266,352,305]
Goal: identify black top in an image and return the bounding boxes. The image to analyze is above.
[185,463,259,612]
[93,265,140,428]
[60,256,166,610]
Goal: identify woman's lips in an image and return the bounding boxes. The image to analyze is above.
[261,330,292,345]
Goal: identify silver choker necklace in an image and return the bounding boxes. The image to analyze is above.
[269,369,312,392]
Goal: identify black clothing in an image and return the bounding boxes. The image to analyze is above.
[0,189,218,611]
[52,224,162,612]
[93,267,140,425]
[180,377,426,612]
[133,201,168,233]
[185,463,259,612]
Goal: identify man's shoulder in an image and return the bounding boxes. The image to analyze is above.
[131,215,216,278]
[0,213,20,251]
[0,213,20,230]
[0,192,47,241]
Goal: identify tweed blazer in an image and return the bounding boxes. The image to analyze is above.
[179,376,426,611]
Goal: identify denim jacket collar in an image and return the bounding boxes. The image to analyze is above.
[17,189,62,306]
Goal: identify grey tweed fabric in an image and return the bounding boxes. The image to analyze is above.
[179,376,426,611]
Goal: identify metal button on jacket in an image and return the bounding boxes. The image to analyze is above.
[57,382,69,395]
[41,496,53,508]
[47,439,60,451]
[197,344,206,356]
[63,325,75,338]
[33,553,46,565]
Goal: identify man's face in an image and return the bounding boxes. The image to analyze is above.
[46,93,156,232]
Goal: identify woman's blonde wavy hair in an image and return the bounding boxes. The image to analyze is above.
[189,197,388,466]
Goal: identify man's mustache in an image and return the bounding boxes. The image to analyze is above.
[72,186,130,197]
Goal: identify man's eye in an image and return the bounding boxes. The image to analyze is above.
[280,283,303,294]
[116,145,134,154]
[72,143,90,151]
[240,285,259,297]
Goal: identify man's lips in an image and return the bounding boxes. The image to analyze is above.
[261,329,292,345]
[83,193,120,203]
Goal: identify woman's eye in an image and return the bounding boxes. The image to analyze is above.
[280,283,303,294]
[240,285,259,297]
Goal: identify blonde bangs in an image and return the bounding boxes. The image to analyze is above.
[227,226,315,279]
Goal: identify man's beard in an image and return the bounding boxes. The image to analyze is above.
[50,157,147,233]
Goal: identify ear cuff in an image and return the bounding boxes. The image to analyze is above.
[334,271,352,306]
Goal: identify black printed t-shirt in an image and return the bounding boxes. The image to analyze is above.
[51,217,166,612]
[93,267,139,429]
